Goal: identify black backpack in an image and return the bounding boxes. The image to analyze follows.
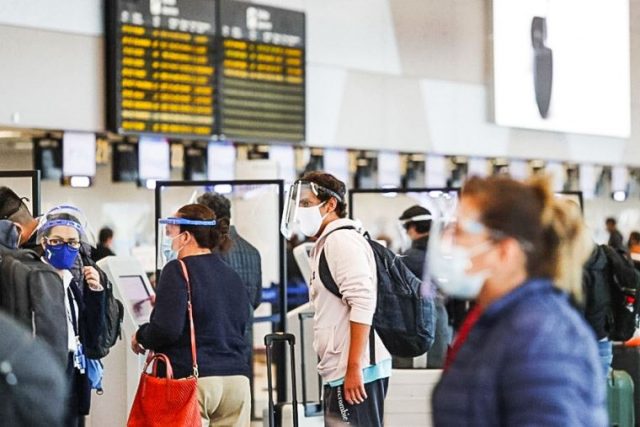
[80,251,124,359]
[0,247,69,367]
[318,226,436,358]
[601,245,640,341]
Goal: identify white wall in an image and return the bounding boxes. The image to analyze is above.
[0,0,639,164]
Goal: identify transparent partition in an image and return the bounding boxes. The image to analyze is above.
[0,170,41,216]
[155,179,288,407]
[349,188,459,254]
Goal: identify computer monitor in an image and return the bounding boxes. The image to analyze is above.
[118,275,153,325]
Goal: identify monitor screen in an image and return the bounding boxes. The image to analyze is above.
[119,275,153,325]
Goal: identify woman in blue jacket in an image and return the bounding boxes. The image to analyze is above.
[428,175,606,426]
[131,204,251,426]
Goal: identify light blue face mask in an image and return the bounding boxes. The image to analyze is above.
[158,217,217,267]
[428,241,491,300]
[161,233,183,263]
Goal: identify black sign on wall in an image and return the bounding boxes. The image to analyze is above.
[106,0,217,139]
[106,0,306,144]
[217,1,306,144]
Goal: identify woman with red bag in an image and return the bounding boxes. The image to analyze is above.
[131,204,251,426]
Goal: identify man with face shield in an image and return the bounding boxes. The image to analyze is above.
[38,208,107,427]
[396,206,452,369]
[281,172,391,427]
[429,175,606,425]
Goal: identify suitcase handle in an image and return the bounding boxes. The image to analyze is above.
[265,332,299,427]
[265,332,296,346]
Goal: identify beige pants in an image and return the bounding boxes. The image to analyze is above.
[197,375,251,427]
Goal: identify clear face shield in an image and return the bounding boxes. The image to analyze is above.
[37,205,95,247]
[280,180,344,239]
[396,213,433,252]
[157,216,217,270]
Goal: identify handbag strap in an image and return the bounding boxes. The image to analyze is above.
[178,259,199,378]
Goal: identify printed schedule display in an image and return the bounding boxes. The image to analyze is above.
[107,0,305,143]
[107,0,217,139]
[218,1,306,143]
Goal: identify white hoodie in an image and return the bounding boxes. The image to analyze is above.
[309,218,391,382]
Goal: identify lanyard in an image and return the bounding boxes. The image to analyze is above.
[67,284,79,336]
[444,305,483,371]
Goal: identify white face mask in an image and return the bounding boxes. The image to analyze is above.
[428,239,492,300]
[297,203,327,237]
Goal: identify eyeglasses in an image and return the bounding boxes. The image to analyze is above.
[44,237,81,249]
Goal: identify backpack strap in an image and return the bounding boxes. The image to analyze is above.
[317,225,376,365]
[318,226,357,299]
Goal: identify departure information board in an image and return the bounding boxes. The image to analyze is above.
[107,0,306,143]
[107,0,217,139]
[218,1,305,143]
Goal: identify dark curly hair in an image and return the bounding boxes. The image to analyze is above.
[176,204,231,252]
[197,192,231,219]
[300,171,348,218]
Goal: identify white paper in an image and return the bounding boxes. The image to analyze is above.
[508,160,529,181]
[377,151,401,187]
[579,164,596,199]
[207,142,236,181]
[611,165,629,192]
[467,158,488,178]
[425,155,448,188]
[323,148,350,185]
[62,132,96,177]
[269,145,296,184]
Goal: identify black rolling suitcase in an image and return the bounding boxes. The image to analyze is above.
[612,344,640,424]
[265,333,300,427]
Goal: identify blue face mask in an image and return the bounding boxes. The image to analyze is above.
[161,232,183,263]
[45,243,80,270]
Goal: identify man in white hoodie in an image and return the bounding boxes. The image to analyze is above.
[282,172,391,426]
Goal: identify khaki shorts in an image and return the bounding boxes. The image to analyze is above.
[197,375,251,427]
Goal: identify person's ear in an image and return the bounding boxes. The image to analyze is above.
[325,197,337,214]
[498,238,525,265]
[13,223,24,246]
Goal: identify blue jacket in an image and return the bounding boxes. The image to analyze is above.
[137,253,251,379]
[432,278,607,426]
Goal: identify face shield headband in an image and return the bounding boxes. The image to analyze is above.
[158,217,217,227]
[39,219,84,236]
[281,180,345,239]
[41,205,95,246]
[157,217,217,269]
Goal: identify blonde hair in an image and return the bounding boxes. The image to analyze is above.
[529,176,592,301]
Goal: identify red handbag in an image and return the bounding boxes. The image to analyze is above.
[127,260,201,427]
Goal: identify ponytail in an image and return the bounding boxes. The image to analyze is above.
[529,176,592,301]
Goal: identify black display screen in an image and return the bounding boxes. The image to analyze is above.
[107,0,306,143]
[107,0,217,139]
[217,1,306,143]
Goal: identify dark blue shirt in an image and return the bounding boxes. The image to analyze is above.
[432,278,607,426]
[137,253,251,379]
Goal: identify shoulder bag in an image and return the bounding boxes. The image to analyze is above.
[127,260,200,427]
